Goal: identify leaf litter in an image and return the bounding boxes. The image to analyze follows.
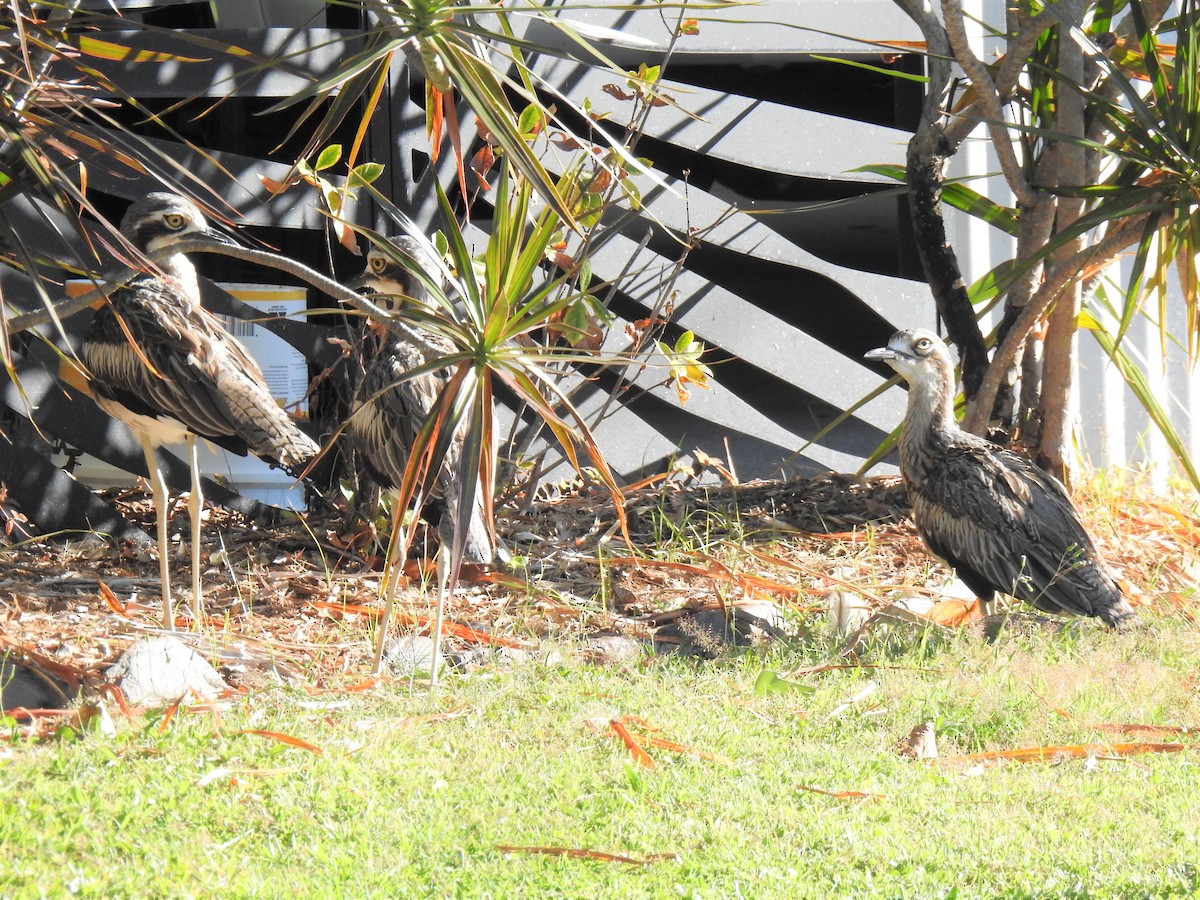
[0,468,1196,721]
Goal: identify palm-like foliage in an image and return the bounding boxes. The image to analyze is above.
[350,162,632,566]
[267,0,736,233]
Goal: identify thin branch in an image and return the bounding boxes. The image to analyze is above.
[962,213,1151,433]
[940,0,1040,206]
[944,7,1057,147]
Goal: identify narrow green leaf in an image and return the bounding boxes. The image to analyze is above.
[855,164,1017,234]
[517,104,546,137]
[1080,310,1200,490]
[439,42,580,232]
[809,54,928,82]
[754,670,814,698]
[74,36,208,63]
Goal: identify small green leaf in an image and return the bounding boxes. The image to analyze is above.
[673,329,697,354]
[629,63,661,88]
[577,192,604,229]
[517,105,546,138]
[754,670,814,698]
[324,184,342,213]
[562,300,592,344]
[347,162,384,188]
[314,144,342,171]
[54,725,82,743]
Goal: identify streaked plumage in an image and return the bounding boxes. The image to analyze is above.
[346,235,495,565]
[82,192,319,627]
[865,328,1135,628]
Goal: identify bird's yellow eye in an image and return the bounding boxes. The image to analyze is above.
[164,213,186,230]
[369,255,387,273]
[915,337,932,353]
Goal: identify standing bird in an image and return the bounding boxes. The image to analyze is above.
[346,234,496,566]
[864,328,1135,628]
[345,235,500,676]
[83,192,319,629]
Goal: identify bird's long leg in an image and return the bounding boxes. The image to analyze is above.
[371,492,407,674]
[186,434,204,627]
[139,433,173,631]
[429,546,448,687]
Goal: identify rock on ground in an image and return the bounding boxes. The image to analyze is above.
[381,634,441,678]
[106,636,227,706]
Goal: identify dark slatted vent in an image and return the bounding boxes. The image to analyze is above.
[1,2,933,535]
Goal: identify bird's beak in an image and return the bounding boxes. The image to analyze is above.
[195,228,239,248]
[346,272,372,292]
[864,347,896,362]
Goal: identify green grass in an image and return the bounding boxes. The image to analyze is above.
[4,616,1200,898]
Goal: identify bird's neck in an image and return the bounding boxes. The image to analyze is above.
[157,251,202,306]
[899,362,960,485]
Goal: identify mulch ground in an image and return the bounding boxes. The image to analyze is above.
[1,471,1196,695]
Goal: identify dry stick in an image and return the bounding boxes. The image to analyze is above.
[961,215,1150,435]
[5,240,444,358]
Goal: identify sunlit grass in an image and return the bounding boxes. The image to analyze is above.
[4,468,1199,896]
[4,610,1200,897]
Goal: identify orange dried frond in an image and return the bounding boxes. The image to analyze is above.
[641,735,731,765]
[238,729,325,756]
[623,470,673,492]
[99,581,132,617]
[159,695,184,732]
[952,742,1185,765]
[796,783,885,801]
[609,718,655,768]
[309,599,384,619]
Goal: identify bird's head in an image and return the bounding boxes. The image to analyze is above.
[864,328,954,390]
[348,234,440,313]
[119,192,233,254]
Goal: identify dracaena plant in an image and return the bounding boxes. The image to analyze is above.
[346,158,639,565]
[264,0,740,232]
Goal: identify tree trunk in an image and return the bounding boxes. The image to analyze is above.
[988,198,1056,434]
[906,128,990,402]
[1035,0,1088,484]
[896,0,988,402]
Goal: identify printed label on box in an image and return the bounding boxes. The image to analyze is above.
[216,283,309,420]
